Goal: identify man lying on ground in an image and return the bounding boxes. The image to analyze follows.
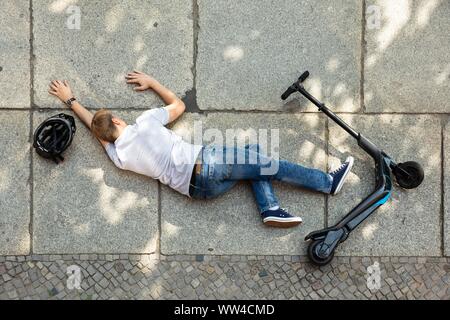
[48,72,354,228]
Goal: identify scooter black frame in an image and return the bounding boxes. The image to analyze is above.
[282,71,424,266]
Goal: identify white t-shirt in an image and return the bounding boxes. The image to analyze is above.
[105,108,203,196]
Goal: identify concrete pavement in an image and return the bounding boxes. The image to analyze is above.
[0,0,449,299]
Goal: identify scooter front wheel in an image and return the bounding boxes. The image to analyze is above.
[307,239,335,266]
[394,161,424,189]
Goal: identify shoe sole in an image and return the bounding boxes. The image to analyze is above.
[263,217,303,228]
[333,156,354,195]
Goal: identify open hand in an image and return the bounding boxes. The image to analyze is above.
[125,71,158,91]
[48,80,74,103]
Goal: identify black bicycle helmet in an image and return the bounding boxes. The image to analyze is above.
[33,113,76,164]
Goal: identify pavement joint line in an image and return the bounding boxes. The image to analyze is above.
[188,0,201,114]
[360,0,367,113]
[157,182,162,257]
[28,111,34,255]
[29,0,35,108]
[440,120,445,256]
[28,0,35,255]
[9,106,450,116]
[192,0,199,85]
[324,117,330,228]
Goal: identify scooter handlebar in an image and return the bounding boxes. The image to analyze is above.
[281,71,310,100]
[281,86,296,100]
[298,70,310,83]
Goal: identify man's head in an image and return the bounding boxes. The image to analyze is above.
[91,109,126,143]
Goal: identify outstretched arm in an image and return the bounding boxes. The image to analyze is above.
[125,71,185,123]
[48,80,109,148]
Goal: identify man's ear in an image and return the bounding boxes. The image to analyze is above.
[111,117,121,125]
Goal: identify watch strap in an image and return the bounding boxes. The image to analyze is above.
[65,97,76,107]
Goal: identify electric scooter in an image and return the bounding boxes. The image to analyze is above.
[282,71,424,266]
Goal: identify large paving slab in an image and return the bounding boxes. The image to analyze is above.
[32,110,158,254]
[197,0,362,112]
[161,113,327,255]
[328,114,441,256]
[445,121,450,256]
[33,0,193,108]
[365,0,450,112]
[0,111,30,255]
[0,0,30,108]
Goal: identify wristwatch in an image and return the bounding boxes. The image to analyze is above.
[65,97,77,108]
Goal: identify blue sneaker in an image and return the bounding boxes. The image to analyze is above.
[329,156,354,195]
[261,208,302,228]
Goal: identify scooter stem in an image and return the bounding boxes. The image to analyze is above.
[296,85,359,140]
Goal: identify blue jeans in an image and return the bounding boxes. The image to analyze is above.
[190,144,333,213]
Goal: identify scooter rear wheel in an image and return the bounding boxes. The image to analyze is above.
[394,161,424,189]
[307,240,334,266]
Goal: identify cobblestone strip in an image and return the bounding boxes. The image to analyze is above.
[1,255,449,300]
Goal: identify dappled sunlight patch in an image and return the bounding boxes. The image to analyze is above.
[416,0,441,28]
[83,168,149,225]
[376,0,411,52]
[139,255,158,272]
[424,149,440,170]
[140,8,161,31]
[435,63,450,85]
[303,114,319,129]
[327,57,340,73]
[366,0,412,68]
[338,95,354,110]
[214,223,228,236]
[223,45,244,62]
[366,54,377,69]
[135,54,149,71]
[140,235,158,255]
[378,114,397,125]
[104,4,125,33]
[332,82,347,97]
[114,72,125,84]
[173,122,195,141]
[296,141,315,162]
[73,222,90,235]
[365,90,374,105]
[18,234,31,254]
[285,128,297,136]
[329,127,352,150]
[308,77,323,102]
[0,169,10,192]
[361,222,378,240]
[249,30,260,40]
[162,221,180,238]
[346,172,361,187]
[98,189,144,224]
[49,0,78,13]
[133,35,145,53]
[312,149,326,168]
[275,233,294,243]
[149,282,163,298]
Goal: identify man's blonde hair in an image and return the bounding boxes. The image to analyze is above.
[91,109,118,143]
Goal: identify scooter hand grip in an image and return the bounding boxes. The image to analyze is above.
[281,86,296,100]
[299,71,310,82]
